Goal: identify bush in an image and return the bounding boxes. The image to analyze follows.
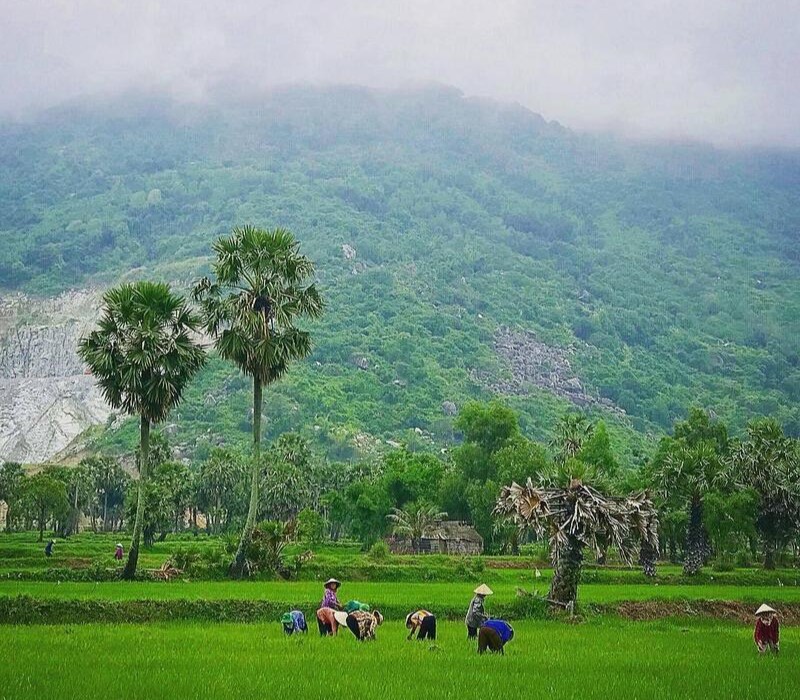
[367,541,390,561]
[735,550,752,568]
[298,508,327,546]
[171,546,202,574]
[712,556,735,572]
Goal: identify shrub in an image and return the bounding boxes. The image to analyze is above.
[171,546,202,574]
[367,541,390,561]
[712,556,735,572]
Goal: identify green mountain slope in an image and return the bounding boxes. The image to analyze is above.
[2,85,799,464]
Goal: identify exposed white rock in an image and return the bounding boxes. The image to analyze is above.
[0,288,110,463]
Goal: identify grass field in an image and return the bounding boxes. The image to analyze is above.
[2,619,797,700]
[2,580,800,606]
[2,533,799,699]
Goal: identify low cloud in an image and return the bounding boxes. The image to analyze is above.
[0,0,798,147]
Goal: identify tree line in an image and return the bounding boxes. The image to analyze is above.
[2,224,798,589]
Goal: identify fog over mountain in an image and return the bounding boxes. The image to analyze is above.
[1,0,799,147]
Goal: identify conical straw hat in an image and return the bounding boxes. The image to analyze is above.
[333,610,349,626]
[474,584,493,596]
[755,603,776,616]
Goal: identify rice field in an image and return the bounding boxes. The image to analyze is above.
[2,578,800,606]
[2,618,797,700]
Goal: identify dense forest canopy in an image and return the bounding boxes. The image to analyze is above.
[1,85,799,462]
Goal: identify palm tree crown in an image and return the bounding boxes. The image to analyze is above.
[193,225,323,383]
[79,281,206,422]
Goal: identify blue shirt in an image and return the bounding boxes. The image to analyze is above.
[483,619,514,643]
[288,610,307,632]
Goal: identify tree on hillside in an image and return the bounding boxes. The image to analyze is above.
[550,413,595,464]
[387,502,448,554]
[729,418,800,569]
[193,225,323,577]
[652,409,728,575]
[495,479,658,605]
[79,281,205,578]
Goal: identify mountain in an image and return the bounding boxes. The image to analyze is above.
[1,85,799,466]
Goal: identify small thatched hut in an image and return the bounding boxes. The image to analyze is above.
[388,520,483,555]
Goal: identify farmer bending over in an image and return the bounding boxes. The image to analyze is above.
[465,584,492,638]
[478,619,514,655]
[316,607,340,636]
[754,604,780,654]
[282,610,308,636]
[406,610,437,641]
[344,609,384,641]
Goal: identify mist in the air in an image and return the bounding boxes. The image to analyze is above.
[1,0,798,147]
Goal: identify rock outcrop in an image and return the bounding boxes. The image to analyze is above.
[473,326,623,415]
[0,289,110,463]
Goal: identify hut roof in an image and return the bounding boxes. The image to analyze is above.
[428,520,483,544]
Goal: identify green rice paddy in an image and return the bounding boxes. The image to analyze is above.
[3,619,797,700]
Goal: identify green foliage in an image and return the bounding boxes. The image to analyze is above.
[3,88,800,465]
[297,508,326,546]
[367,540,390,561]
[21,473,70,541]
[78,282,206,424]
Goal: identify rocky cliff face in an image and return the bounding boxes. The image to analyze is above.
[0,290,110,464]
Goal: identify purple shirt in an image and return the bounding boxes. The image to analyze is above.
[322,588,340,609]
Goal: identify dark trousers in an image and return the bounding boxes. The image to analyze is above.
[467,625,478,639]
[346,614,363,640]
[318,619,333,636]
[418,615,437,641]
[478,626,505,655]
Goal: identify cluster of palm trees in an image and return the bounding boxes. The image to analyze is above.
[79,225,323,578]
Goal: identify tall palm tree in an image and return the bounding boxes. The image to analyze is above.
[495,479,658,605]
[193,225,323,576]
[387,503,448,553]
[655,441,723,575]
[79,281,205,578]
[729,419,800,569]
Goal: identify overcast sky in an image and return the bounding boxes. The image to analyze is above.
[1,0,798,147]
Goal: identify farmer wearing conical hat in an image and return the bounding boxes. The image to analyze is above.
[465,584,492,639]
[320,578,343,610]
[754,604,780,654]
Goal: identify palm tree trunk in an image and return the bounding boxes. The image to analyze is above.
[231,376,262,577]
[640,539,658,577]
[123,416,150,579]
[683,494,704,576]
[764,539,776,570]
[548,535,583,605]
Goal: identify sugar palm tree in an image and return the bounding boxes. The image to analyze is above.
[495,479,658,605]
[729,419,800,569]
[550,414,594,464]
[655,441,723,575]
[193,225,323,576]
[387,503,448,554]
[79,282,205,578]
